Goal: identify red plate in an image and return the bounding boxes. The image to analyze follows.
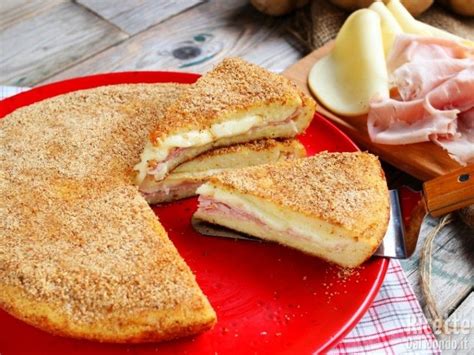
[0,72,389,354]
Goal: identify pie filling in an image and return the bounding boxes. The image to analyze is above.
[194,191,380,269]
[194,186,362,258]
[134,108,301,186]
[142,179,203,204]
[196,195,320,243]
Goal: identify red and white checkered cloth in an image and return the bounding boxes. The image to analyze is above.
[0,85,440,354]
[330,260,439,354]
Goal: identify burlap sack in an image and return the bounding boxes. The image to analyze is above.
[288,0,474,52]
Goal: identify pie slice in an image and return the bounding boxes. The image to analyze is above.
[135,57,316,189]
[142,139,306,204]
[193,152,390,268]
[1,183,216,342]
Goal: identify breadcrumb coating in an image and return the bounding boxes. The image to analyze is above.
[149,57,309,144]
[0,83,216,341]
[208,152,390,239]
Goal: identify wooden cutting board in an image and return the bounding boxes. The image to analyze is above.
[282,41,462,182]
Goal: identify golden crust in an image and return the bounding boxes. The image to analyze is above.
[149,57,314,144]
[208,152,390,241]
[297,86,317,132]
[0,83,187,185]
[0,187,216,343]
[0,84,216,342]
[2,283,215,343]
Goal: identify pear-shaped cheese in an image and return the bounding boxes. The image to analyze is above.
[386,0,473,46]
[369,1,403,57]
[308,9,389,116]
[386,0,430,35]
[416,22,474,47]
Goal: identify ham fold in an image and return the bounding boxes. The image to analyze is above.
[368,35,474,165]
[392,59,472,101]
[387,34,473,73]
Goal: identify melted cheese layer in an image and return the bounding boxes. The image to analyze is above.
[196,184,379,268]
[135,107,297,184]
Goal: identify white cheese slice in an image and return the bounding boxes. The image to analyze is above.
[386,0,431,35]
[196,183,377,268]
[163,130,213,148]
[369,1,403,57]
[308,9,389,116]
[134,108,295,184]
[210,116,260,138]
[386,0,474,46]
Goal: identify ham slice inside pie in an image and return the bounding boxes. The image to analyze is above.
[142,139,306,204]
[194,152,390,268]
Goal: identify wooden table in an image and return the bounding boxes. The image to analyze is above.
[1,0,472,351]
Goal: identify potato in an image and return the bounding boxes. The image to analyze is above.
[250,0,310,16]
[438,0,474,16]
[329,0,434,16]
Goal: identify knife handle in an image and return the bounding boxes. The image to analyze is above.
[423,165,474,217]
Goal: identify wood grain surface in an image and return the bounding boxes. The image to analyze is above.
[0,1,128,86]
[77,0,204,35]
[424,165,474,217]
[440,293,474,354]
[402,217,474,317]
[43,0,300,84]
[282,41,463,182]
[0,0,66,30]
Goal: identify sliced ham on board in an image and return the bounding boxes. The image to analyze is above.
[386,34,473,72]
[368,97,459,144]
[368,35,474,166]
[435,108,474,165]
[392,58,472,101]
